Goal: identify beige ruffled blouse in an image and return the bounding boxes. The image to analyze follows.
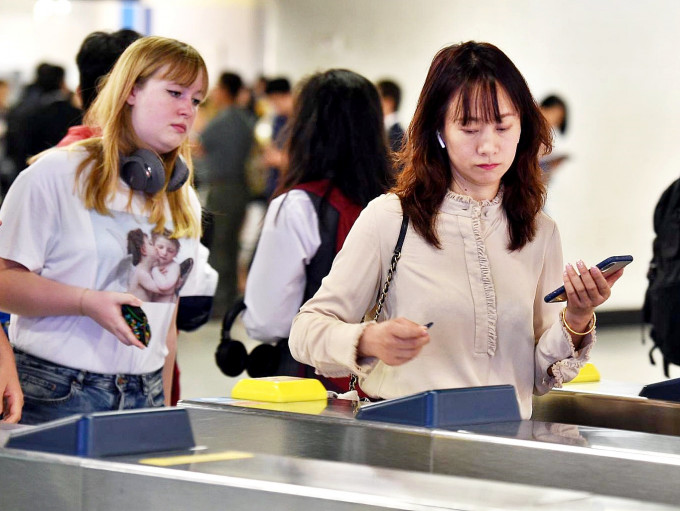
[289,192,594,419]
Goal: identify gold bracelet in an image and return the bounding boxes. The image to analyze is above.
[560,308,596,336]
[79,288,88,316]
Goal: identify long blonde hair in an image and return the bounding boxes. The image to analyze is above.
[75,36,208,238]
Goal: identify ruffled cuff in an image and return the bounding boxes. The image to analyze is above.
[547,324,597,388]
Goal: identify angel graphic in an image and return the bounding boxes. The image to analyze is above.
[101,227,193,302]
[148,229,193,303]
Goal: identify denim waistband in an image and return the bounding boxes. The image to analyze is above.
[13,348,163,392]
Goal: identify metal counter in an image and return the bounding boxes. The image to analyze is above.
[179,397,680,505]
[2,436,675,511]
[3,390,680,510]
[533,380,680,436]
[1,402,680,511]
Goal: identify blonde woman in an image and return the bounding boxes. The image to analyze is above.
[0,36,208,424]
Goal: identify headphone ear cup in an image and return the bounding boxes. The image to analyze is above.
[215,338,248,377]
[246,343,281,378]
[215,298,248,377]
[166,155,190,192]
[120,149,166,194]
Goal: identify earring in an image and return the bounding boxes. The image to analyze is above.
[436,131,446,149]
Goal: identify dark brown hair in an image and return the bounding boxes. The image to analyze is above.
[276,69,392,207]
[393,41,552,250]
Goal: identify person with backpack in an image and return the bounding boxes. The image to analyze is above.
[289,41,624,419]
[644,178,680,376]
[239,69,392,386]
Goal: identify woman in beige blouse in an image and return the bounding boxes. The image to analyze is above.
[289,41,623,418]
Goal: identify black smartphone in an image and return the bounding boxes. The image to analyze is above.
[121,304,151,346]
[543,255,633,303]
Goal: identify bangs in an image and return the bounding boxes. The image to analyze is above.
[450,80,506,125]
[158,56,208,96]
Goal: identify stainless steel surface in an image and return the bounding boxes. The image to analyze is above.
[181,398,680,505]
[5,392,680,509]
[2,415,680,511]
[184,400,434,471]
[533,380,680,436]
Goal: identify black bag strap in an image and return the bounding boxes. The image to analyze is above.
[372,214,410,321]
[349,214,409,393]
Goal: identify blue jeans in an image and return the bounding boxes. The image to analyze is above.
[14,349,165,425]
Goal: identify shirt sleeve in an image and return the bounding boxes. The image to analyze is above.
[177,189,217,299]
[242,191,321,342]
[289,199,386,378]
[0,157,59,273]
[533,222,596,394]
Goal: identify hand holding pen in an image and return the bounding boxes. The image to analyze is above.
[357,317,431,366]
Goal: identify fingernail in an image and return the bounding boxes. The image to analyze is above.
[577,259,585,268]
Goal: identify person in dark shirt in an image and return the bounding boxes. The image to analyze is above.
[377,79,405,153]
[262,77,293,199]
[58,29,143,147]
[24,64,81,158]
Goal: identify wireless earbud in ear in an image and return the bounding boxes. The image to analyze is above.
[436,130,446,149]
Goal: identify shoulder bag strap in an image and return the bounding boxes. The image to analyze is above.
[349,214,409,393]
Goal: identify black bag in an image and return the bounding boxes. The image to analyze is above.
[644,178,680,376]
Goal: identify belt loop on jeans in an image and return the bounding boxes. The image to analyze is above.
[140,374,148,395]
[141,371,154,395]
[141,368,162,395]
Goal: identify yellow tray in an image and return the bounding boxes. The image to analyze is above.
[230,377,327,403]
[570,363,601,383]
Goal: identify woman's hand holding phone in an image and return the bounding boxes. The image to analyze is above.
[561,259,625,334]
[81,289,147,349]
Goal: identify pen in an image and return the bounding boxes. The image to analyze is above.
[424,322,434,329]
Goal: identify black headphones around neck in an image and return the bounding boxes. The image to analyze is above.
[120,148,189,194]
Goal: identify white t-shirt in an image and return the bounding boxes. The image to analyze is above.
[0,147,203,374]
[243,190,321,342]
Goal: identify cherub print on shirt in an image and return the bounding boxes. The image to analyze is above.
[94,212,194,303]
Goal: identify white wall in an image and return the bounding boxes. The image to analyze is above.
[1,0,674,310]
[0,1,121,90]
[147,0,266,84]
[0,0,266,90]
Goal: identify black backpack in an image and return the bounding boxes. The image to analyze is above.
[644,178,680,377]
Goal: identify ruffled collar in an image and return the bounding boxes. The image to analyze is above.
[440,186,503,215]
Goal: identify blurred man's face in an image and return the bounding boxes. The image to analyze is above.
[267,92,293,116]
[380,95,395,116]
[0,83,9,108]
